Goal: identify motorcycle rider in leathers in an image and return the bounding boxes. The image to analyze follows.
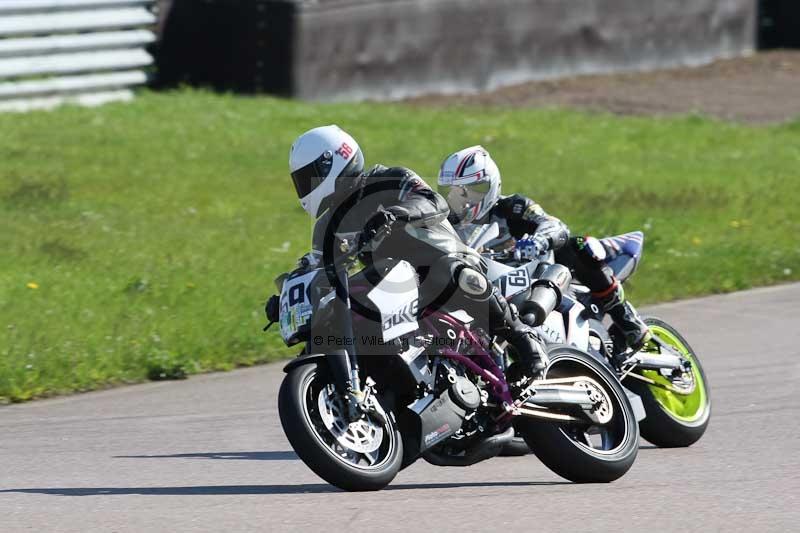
[437,145,650,350]
[265,126,549,374]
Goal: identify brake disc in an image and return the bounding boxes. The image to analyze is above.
[660,368,696,395]
[574,380,613,425]
[317,387,384,454]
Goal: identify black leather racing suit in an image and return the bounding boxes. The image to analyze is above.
[307,166,539,360]
[311,165,469,272]
[453,194,617,297]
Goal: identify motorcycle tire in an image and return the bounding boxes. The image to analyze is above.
[515,345,639,483]
[278,363,403,491]
[627,316,711,448]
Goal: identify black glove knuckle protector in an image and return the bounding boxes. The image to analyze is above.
[265,295,280,323]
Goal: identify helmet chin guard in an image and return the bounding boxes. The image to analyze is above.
[437,145,501,225]
[289,125,364,217]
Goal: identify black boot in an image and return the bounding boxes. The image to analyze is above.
[507,323,548,375]
[487,290,548,375]
[454,265,548,375]
[599,285,650,350]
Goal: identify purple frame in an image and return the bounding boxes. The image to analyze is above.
[421,312,515,411]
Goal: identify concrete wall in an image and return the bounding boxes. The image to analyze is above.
[157,0,758,100]
[293,0,757,100]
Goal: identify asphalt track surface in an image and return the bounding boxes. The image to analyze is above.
[2,284,799,532]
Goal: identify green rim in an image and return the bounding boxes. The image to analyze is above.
[640,325,708,422]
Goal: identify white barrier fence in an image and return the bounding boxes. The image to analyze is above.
[0,0,156,112]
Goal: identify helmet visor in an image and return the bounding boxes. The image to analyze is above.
[290,152,333,199]
[290,149,365,199]
[340,148,364,178]
[439,182,492,223]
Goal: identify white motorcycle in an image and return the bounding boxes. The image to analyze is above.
[468,223,711,451]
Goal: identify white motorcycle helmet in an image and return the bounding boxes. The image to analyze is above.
[289,125,365,218]
[437,145,501,225]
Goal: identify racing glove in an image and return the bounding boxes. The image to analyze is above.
[515,233,550,261]
[358,208,398,252]
[264,294,280,330]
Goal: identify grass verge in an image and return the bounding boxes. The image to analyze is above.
[1,90,798,402]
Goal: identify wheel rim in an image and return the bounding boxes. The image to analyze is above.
[300,370,396,470]
[640,324,708,423]
[546,356,632,455]
[317,386,384,454]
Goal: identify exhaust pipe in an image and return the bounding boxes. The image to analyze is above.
[423,427,515,467]
[629,353,685,371]
[523,386,594,409]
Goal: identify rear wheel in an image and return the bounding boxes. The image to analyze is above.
[627,317,710,447]
[278,363,403,491]
[515,345,639,483]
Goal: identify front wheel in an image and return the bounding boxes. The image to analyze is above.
[627,316,711,448]
[278,363,403,491]
[515,345,639,483]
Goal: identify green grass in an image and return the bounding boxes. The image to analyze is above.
[1,90,799,402]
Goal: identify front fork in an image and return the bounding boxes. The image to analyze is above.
[324,265,367,421]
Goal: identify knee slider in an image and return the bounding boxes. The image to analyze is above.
[577,236,607,262]
[457,267,491,301]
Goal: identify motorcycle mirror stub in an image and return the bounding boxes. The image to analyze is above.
[274,272,289,292]
[466,221,501,250]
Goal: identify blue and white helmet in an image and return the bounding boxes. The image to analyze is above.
[289,125,365,218]
[437,145,501,225]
